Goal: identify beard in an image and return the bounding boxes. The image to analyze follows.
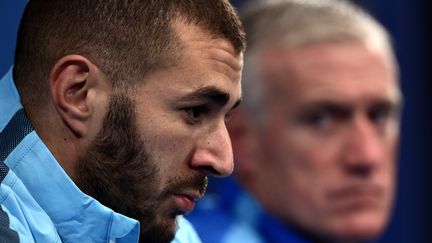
[74,93,207,243]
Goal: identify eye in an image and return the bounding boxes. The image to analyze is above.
[183,105,209,124]
[307,110,332,129]
[369,104,396,125]
[299,106,348,132]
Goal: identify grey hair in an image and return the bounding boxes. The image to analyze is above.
[240,0,397,120]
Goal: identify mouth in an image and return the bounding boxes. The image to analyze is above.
[327,184,384,210]
[165,175,208,216]
[172,191,203,215]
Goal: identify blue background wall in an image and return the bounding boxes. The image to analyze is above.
[0,0,26,76]
[1,1,430,242]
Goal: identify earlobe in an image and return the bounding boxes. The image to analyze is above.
[49,55,102,138]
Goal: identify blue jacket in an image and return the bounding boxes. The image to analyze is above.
[0,68,201,243]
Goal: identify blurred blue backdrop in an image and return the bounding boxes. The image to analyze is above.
[1,1,430,242]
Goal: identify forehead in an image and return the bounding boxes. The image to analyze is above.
[257,41,399,104]
[134,21,243,101]
[173,21,243,78]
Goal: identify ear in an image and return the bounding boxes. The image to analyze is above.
[49,55,111,138]
[227,107,260,180]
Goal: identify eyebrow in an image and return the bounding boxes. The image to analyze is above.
[179,86,241,109]
[300,97,402,116]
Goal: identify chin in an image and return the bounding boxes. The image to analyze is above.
[329,214,388,242]
[139,215,179,243]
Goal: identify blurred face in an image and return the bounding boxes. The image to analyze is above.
[254,41,401,241]
[76,23,242,243]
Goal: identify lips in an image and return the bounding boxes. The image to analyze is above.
[166,175,207,215]
[173,191,203,214]
[327,184,384,211]
[329,184,383,199]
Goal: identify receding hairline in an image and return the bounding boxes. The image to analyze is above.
[172,19,244,69]
[242,0,391,52]
[239,0,398,120]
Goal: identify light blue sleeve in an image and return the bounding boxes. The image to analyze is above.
[172,216,202,243]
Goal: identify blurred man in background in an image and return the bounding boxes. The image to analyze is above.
[188,0,402,242]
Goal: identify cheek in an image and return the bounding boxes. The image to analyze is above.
[270,128,348,213]
[137,119,196,176]
[266,129,335,202]
[377,138,398,202]
[271,127,339,180]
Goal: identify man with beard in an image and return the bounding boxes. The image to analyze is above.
[188,0,401,242]
[0,0,245,242]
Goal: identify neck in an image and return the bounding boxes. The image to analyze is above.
[25,106,80,179]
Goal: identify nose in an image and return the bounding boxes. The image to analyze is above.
[190,122,234,177]
[341,117,383,176]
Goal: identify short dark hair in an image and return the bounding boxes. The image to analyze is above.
[13,0,245,109]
